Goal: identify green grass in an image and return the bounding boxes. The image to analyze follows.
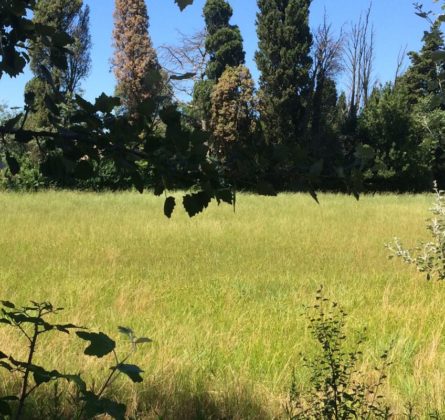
[0,191,444,418]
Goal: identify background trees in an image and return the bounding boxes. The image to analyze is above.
[112,0,161,115]
[2,0,445,196]
[255,0,313,189]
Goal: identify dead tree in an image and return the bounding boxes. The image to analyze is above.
[159,29,208,99]
[344,3,375,115]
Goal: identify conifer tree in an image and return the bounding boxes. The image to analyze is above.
[255,0,313,148]
[25,0,91,129]
[210,65,256,152]
[112,0,161,114]
[193,0,245,128]
[203,0,245,81]
[402,22,445,105]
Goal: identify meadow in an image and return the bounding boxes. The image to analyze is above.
[0,191,444,418]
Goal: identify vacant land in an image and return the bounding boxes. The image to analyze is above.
[0,192,444,418]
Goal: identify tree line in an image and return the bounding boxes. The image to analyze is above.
[1,0,445,197]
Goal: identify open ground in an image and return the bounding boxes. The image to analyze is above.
[1,192,444,418]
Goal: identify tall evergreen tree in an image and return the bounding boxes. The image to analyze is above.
[112,0,161,114]
[402,22,445,105]
[255,0,313,150]
[203,0,245,81]
[193,0,245,128]
[25,0,91,129]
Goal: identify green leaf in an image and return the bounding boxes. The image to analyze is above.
[164,196,176,218]
[76,332,116,358]
[175,0,194,11]
[115,364,144,383]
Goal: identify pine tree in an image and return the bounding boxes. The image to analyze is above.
[112,0,161,114]
[255,0,313,149]
[402,22,445,105]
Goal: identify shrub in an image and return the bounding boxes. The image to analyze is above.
[0,300,151,419]
[285,287,391,419]
[386,182,445,281]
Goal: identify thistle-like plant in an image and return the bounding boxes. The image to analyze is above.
[386,182,445,281]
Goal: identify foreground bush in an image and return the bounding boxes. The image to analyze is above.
[0,300,151,419]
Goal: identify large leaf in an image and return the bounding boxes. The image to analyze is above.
[76,332,116,358]
[175,0,194,11]
[115,364,144,383]
[83,393,126,420]
[183,191,211,217]
[164,196,176,218]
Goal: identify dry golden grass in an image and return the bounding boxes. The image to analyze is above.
[0,191,444,418]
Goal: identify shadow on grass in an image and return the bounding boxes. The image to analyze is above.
[4,378,275,419]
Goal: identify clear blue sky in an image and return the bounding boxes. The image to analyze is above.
[0,0,442,108]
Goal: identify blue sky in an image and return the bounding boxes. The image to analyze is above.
[0,0,442,108]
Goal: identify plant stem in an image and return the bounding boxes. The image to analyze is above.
[15,323,39,420]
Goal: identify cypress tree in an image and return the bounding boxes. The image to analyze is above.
[255,0,313,148]
[112,0,161,114]
[203,0,245,81]
[193,0,245,128]
[25,0,91,129]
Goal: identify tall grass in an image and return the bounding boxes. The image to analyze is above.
[0,191,443,417]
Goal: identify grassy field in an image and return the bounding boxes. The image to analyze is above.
[1,191,444,418]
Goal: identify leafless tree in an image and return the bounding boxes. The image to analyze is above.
[312,11,345,85]
[159,29,208,98]
[394,45,408,85]
[344,3,375,115]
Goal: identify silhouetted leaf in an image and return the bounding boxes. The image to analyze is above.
[83,393,126,420]
[76,332,116,358]
[175,0,194,11]
[134,337,152,345]
[170,72,196,81]
[115,364,144,383]
[183,191,211,217]
[1,301,15,309]
[164,196,176,218]
[117,326,133,338]
[2,114,22,131]
[95,93,120,114]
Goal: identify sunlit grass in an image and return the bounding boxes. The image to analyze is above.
[0,191,443,417]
